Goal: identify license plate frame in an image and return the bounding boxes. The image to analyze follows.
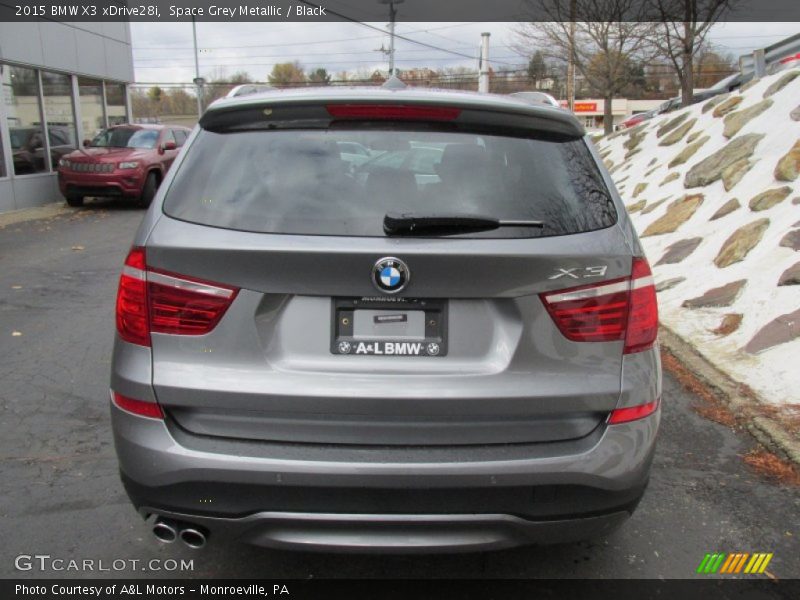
[331,297,448,357]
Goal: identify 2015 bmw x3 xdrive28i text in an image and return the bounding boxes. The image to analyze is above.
[110,86,661,553]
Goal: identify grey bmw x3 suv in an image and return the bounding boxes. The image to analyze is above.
[111,85,661,552]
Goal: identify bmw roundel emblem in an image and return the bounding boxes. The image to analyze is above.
[372,257,410,293]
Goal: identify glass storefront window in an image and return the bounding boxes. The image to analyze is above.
[3,64,48,175]
[78,77,105,142]
[0,130,5,177]
[41,71,78,171]
[105,83,128,126]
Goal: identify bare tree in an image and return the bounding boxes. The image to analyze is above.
[513,0,658,134]
[650,0,732,105]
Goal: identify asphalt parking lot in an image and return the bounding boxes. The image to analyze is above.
[0,200,798,580]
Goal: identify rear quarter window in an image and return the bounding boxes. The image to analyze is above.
[164,126,616,238]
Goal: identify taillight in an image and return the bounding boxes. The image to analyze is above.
[115,247,238,347]
[148,270,238,335]
[540,257,658,354]
[116,247,150,346]
[111,391,164,420]
[608,399,660,424]
[326,104,461,121]
[624,258,658,354]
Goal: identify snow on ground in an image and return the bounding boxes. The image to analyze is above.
[595,69,800,405]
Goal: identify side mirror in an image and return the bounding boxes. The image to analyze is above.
[163,141,177,152]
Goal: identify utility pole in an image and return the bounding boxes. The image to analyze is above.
[379,0,404,77]
[479,32,490,93]
[566,0,576,111]
[191,16,204,117]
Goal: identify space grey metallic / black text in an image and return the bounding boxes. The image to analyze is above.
[110,84,662,552]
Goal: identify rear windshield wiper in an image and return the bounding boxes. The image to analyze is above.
[383,212,545,236]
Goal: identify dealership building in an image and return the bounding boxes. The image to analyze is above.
[0,21,133,213]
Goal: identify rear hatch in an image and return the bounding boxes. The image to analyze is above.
[143,95,636,446]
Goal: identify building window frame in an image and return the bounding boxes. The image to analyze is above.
[0,64,12,180]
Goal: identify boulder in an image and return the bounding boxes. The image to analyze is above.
[739,78,761,93]
[647,157,658,167]
[712,95,743,118]
[714,219,770,267]
[655,277,686,292]
[744,308,800,354]
[748,186,791,211]
[632,182,648,198]
[774,139,800,181]
[779,230,800,251]
[659,118,696,146]
[642,194,704,237]
[711,314,743,336]
[686,131,703,143]
[794,197,800,205]
[625,147,642,160]
[682,279,746,308]
[792,105,800,121]
[660,172,680,186]
[778,262,800,286]
[702,93,730,114]
[626,199,646,213]
[656,237,703,265]
[721,158,753,191]
[669,135,709,168]
[763,71,800,98]
[684,133,764,188]
[710,198,741,221]
[722,99,773,138]
[657,112,689,138]
[641,197,670,215]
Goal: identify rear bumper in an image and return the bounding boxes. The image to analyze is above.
[132,506,634,553]
[112,403,659,551]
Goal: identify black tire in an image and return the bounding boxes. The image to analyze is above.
[65,195,84,207]
[139,172,159,208]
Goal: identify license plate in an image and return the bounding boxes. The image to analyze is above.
[331,298,447,357]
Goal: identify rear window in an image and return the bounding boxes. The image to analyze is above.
[163,128,616,238]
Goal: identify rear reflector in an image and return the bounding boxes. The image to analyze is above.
[608,399,660,424]
[326,104,461,121]
[112,391,164,419]
[540,257,658,353]
[115,247,239,347]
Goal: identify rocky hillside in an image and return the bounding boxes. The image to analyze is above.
[595,69,800,405]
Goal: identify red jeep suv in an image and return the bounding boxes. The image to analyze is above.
[57,124,191,207]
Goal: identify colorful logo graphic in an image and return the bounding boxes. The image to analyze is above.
[696,552,774,575]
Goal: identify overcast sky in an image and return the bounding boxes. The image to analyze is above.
[130,21,800,85]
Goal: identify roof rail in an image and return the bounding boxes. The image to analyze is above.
[382,76,407,90]
[509,91,560,108]
[225,84,275,98]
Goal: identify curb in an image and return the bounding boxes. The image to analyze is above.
[659,324,800,468]
[0,202,68,228]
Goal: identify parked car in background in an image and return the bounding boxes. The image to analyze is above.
[57,124,191,207]
[10,126,76,174]
[769,52,800,74]
[618,109,657,130]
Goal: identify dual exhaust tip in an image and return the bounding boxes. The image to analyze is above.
[152,518,207,549]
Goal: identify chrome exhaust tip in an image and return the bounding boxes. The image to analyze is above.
[152,518,178,543]
[179,527,207,549]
